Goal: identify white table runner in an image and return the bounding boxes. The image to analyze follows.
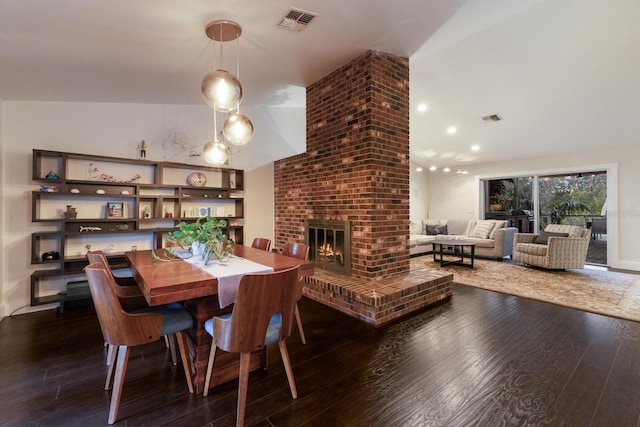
[183,255,273,308]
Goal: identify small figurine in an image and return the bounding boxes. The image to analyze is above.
[138,140,147,158]
[45,170,59,180]
[64,205,77,219]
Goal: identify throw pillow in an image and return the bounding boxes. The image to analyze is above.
[465,220,477,237]
[427,224,448,235]
[410,220,422,235]
[471,221,495,239]
[422,219,440,234]
[488,220,507,240]
[534,231,569,245]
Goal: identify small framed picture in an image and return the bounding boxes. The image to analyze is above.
[107,202,124,218]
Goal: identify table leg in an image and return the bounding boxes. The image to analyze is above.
[469,245,475,268]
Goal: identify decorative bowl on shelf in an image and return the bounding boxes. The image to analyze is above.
[187,172,207,187]
[41,251,59,261]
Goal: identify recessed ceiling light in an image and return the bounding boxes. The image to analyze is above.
[471,145,480,151]
[416,166,423,172]
[417,103,428,112]
[443,167,450,172]
[429,166,437,171]
[447,127,457,134]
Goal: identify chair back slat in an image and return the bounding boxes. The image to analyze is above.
[282,242,309,261]
[282,242,309,302]
[87,250,114,277]
[211,266,299,354]
[87,250,143,304]
[84,263,162,347]
[251,238,271,252]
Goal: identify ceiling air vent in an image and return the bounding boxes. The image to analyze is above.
[278,8,318,32]
[481,114,503,123]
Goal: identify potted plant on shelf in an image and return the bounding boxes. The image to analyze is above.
[165,216,234,265]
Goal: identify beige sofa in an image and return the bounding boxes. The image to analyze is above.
[409,218,517,260]
[512,224,590,269]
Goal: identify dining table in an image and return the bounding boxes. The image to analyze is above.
[125,245,314,394]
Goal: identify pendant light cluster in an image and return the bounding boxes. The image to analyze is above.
[201,20,254,165]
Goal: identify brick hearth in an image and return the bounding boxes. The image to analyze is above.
[303,262,453,327]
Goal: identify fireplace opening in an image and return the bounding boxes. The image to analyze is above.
[305,220,351,276]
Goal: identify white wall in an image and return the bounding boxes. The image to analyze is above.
[244,163,275,248]
[409,161,428,222]
[0,101,276,317]
[425,144,640,272]
[0,101,4,319]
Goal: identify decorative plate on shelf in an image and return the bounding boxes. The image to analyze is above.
[187,172,207,187]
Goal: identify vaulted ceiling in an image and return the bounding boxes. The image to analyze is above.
[1,0,638,171]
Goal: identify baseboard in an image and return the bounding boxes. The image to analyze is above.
[609,259,640,273]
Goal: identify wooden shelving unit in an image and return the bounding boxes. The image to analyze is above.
[30,149,244,307]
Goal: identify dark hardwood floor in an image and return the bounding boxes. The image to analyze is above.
[2,284,640,427]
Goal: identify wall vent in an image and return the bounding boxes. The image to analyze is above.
[481,114,503,122]
[278,8,318,32]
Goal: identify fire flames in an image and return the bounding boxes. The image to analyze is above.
[317,242,344,264]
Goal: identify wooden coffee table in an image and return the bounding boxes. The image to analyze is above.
[432,239,477,268]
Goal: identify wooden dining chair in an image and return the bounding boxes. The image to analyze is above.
[251,237,271,252]
[87,251,181,378]
[203,266,300,427]
[84,263,195,424]
[282,242,310,344]
[87,251,145,308]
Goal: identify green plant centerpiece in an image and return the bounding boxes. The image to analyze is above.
[162,216,234,265]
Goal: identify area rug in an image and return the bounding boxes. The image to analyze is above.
[411,256,640,323]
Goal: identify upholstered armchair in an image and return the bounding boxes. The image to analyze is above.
[512,224,590,269]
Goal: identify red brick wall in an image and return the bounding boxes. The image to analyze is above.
[274,50,410,279]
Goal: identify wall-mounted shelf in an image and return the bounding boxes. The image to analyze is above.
[30,149,245,307]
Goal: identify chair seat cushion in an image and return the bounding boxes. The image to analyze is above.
[112,267,134,279]
[132,302,194,336]
[515,243,548,256]
[204,312,282,345]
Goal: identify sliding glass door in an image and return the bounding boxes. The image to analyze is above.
[483,171,607,265]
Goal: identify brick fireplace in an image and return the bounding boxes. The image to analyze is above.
[274,50,453,325]
[275,50,410,278]
[305,219,351,276]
